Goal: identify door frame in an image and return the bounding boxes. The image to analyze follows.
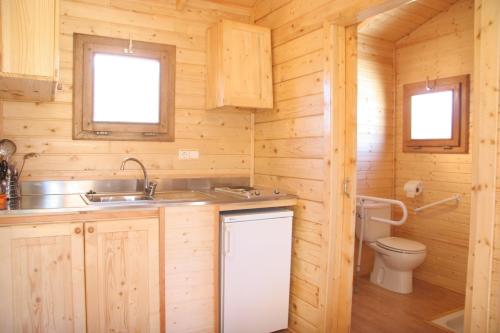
[464,0,500,332]
[321,0,500,332]
[321,23,358,333]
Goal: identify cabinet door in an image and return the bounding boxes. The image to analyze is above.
[1,0,59,77]
[85,218,160,333]
[222,21,273,109]
[0,222,86,333]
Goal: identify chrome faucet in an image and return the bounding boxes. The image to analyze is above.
[120,157,157,197]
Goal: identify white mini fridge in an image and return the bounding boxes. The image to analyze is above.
[220,208,293,333]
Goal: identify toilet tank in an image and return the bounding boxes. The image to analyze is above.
[355,200,391,242]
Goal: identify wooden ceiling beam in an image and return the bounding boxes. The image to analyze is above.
[176,0,187,10]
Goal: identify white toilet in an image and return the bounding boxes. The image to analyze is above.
[356,200,427,294]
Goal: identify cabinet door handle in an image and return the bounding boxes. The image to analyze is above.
[74,227,82,234]
[87,226,95,234]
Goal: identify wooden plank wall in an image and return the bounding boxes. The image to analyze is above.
[0,0,253,181]
[355,34,396,276]
[252,1,405,330]
[357,35,395,199]
[252,2,329,332]
[253,24,325,332]
[465,0,500,331]
[393,0,474,294]
[164,206,218,333]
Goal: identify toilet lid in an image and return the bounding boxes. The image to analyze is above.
[376,237,426,253]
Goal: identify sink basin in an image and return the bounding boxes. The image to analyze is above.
[81,190,213,205]
[82,193,153,204]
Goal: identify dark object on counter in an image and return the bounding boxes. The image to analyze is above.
[0,160,8,180]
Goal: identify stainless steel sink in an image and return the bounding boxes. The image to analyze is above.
[82,193,153,204]
[81,190,213,205]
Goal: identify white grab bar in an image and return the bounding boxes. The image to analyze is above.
[414,194,461,213]
[356,195,408,226]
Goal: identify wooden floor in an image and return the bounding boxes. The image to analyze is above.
[351,277,464,333]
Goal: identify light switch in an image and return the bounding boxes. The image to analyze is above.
[189,150,199,159]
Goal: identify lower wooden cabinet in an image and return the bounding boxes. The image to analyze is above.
[0,217,161,333]
[0,222,87,332]
[85,218,160,333]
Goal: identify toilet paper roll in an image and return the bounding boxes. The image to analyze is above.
[404,180,423,198]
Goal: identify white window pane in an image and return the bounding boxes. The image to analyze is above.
[411,90,453,140]
[93,53,160,124]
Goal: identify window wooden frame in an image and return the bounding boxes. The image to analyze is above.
[403,74,470,153]
[73,33,176,141]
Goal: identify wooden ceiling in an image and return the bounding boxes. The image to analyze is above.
[176,0,257,10]
[175,0,459,43]
[358,0,460,41]
[209,0,257,6]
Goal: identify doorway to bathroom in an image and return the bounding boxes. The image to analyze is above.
[351,0,473,332]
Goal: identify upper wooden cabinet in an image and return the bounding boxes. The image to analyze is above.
[206,20,273,110]
[0,0,59,102]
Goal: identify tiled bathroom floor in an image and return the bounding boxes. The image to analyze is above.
[351,276,464,333]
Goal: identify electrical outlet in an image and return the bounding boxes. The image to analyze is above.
[178,150,190,160]
[178,150,199,160]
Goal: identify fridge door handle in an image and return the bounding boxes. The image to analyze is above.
[224,226,231,256]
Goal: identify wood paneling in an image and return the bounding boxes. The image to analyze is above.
[253,25,324,330]
[0,222,86,332]
[358,0,459,42]
[465,0,500,331]
[322,24,358,333]
[357,34,395,199]
[394,0,474,294]
[163,205,219,333]
[1,0,253,181]
[208,0,257,7]
[253,1,409,332]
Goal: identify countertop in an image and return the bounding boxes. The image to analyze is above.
[0,190,298,216]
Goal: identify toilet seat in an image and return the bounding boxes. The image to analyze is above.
[376,237,426,254]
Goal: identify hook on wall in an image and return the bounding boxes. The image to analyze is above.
[425,76,435,91]
[124,33,134,54]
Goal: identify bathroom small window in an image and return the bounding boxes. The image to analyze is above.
[73,34,176,141]
[403,75,469,153]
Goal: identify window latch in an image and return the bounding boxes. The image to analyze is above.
[94,131,110,136]
[143,132,159,137]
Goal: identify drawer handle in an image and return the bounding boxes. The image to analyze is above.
[74,227,82,234]
[87,226,95,234]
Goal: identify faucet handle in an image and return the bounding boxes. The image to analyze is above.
[146,181,158,197]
